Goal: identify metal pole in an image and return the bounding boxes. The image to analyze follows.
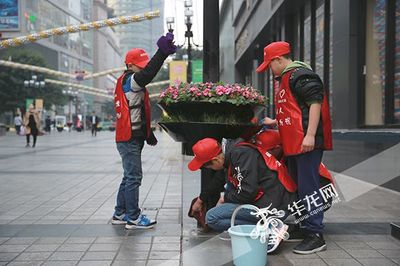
[186,22,192,83]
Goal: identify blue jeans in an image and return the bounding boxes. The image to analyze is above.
[286,150,324,233]
[206,203,260,232]
[115,137,145,221]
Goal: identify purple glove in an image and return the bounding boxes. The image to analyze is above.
[157,32,177,55]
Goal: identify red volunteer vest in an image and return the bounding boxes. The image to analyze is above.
[275,69,333,155]
[114,73,151,142]
[226,142,298,203]
[226,143,334,203]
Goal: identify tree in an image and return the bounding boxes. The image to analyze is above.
[0,49,68,114]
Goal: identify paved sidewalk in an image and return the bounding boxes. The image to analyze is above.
[0,130,399,265]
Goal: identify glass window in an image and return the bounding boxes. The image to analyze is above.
[315,0,324,81]
[395,0,400,123]
[81,0,92,21]
[365,0,386,125]
[304,2,312,65]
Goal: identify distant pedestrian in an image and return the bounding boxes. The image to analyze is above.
[112,32,176,229]
[14,113,22,135]
[45,116,52,134]
[91,112,98,136]
[23,104,41,148]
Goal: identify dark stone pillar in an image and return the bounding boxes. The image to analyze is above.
[201,0,221,211]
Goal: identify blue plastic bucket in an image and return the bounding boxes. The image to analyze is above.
[228,205,268,266]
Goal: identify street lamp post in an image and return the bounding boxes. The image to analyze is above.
[184,0,193,83]
[165,0,194,83]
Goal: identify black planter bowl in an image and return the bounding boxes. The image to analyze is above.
[158,121,261,143]
[158,102,265,123]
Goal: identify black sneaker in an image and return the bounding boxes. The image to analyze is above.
[285,224,307,242]
[292,232,327,254]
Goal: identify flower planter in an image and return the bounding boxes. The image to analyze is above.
[158,101,264,124]
[157,82,266,143]
[159,121,261,143]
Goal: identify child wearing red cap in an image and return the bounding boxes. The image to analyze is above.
[188,135,297,253]
[112,33,176,229]
[257,41,332,254]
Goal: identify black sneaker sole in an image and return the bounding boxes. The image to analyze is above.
[284,238,304,242]
[293,244,327,254]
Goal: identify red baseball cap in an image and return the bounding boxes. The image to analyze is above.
[255,130,282,150]
[125,48,149,68]
[256,41,291,73]
[188,138,222,171]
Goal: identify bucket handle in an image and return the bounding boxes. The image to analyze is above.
[230,204,260,228]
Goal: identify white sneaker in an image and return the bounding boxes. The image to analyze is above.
[267,224,289,253]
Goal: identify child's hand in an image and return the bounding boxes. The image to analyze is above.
[302,134,315,153]
[262,117,277,126]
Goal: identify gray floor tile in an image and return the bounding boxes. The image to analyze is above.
[288,258,328,265]
[0,238,9,245]
[357,258,397,266]
[41,261,78,266]
[347,249,385,259]
[64,238,96,244]
[14,251,52,261]
[36,237,68,244]
[112,261,146,266]
[335,241,371,250]
[3,237,38,245]
[151,243,180,251]
[149,251,180,260]
[147,260,180,266]
[317,249,352,259]
[0,244,29,252]
[77,261,112,266]
[57,244,91,252]
[365,241,400,250]
[89,243,120,252]
[7,261,44,266]
[123,237,152,244]
[94,237,124,244]
[115,251,148,260]
[0,252,20,262]
[48,251,85,261]
[153,237,181,243]
[377,249,400,259]
[324,258,362,266]
[26,244,60,252]
[119,243,151,252]
[81,252,116,261]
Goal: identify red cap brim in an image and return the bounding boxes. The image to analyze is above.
[256,61,270,73]
[188,157,205,171]
[134,59,149,69]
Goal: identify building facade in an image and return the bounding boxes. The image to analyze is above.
[108,0,164,56]
[92,0,123,116]
[0,0,123,119]
[220,0,400,128]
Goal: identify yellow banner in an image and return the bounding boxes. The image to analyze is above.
[35,99,43,110]
[169,61,187,85]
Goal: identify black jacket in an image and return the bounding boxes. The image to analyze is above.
[288,67,326,149]
[223,139,297,211]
